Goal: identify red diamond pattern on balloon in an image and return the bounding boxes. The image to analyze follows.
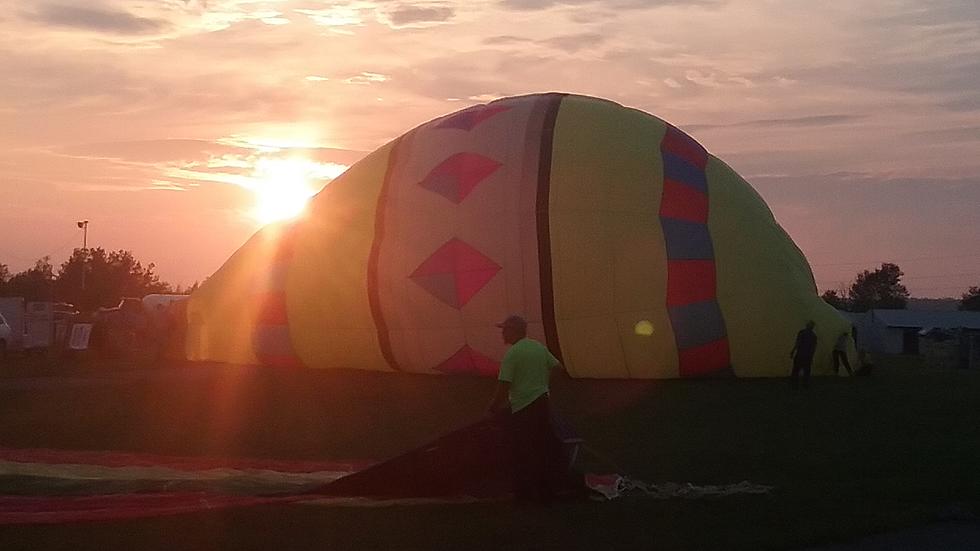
[436,104,511,131]
[410,238,501,308]
[434,344,500,377]
[418,152,502,204]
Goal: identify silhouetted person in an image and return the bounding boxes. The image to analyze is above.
[487,314,562,504]
[832,332,853,376]
[790,320,818,389]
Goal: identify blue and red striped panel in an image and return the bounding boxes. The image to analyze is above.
[252,225,304,368]
[658,126,731,377]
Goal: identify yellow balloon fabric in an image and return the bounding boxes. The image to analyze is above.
[184,93,853,378]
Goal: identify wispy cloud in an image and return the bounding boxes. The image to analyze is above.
[344,72,390,85]
[294,6,365,28]
[21,3,169,34]
[542,32,606,52]
[497,0,723,11]
[908,126,980,142]
[686,114,865,131]
[376,3,455,28]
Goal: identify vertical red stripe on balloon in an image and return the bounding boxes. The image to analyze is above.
[665,260,718,306]
[273,228,298,262]
[677,338,730,377]
[256,293,289,325]
[660,126,707,169]
[660,179,709,223]
[253,224,303,369]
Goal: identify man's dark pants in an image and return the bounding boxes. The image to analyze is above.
[790,357,813,388]
[832,350,853,375]
[509,394,559,503]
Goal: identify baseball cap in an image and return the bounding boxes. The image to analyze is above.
[495,315,527,330]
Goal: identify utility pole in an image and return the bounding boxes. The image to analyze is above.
[77,220,89,290]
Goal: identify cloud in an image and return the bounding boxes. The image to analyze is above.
[908,126,980,142]
[497,0,723,10]
[482,32,606,53]
[376,3,455,28]
[21,3,169,34]
[543,32,606,52]
[685,114,864,132]
[294,6,365,28]
[482,35,534,46]
[40,138,365,197]
[55,139,245,164]
[941,95,980,112]
[870,0,980,26]
[343,72,390,85]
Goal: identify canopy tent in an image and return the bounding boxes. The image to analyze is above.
[184,93,852,378]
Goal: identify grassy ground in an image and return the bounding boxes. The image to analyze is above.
[0,353,978,550]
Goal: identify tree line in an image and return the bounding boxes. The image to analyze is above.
[821,262,980,312]
[0,248,196,312]
[3,253,977,313]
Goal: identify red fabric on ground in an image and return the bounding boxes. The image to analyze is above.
[0,493,287,524]
[0,448,369,473]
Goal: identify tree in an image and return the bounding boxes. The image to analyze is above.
[1,257,56,302]
[961,286,980,311]
[848,262,909,312]
[821,289,849,310]
[55,248,173,311]
[0,263,9,296]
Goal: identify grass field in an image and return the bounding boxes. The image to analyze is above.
[1,354,978,550]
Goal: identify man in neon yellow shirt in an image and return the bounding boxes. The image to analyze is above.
[487,314,562,503]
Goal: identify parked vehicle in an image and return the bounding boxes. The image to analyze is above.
[0,297,25,352]
[0,311,11,359]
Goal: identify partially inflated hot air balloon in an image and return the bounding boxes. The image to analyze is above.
[184,93,852,378]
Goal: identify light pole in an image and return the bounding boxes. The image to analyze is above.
[77,220,89,290]
[77,220,88,249]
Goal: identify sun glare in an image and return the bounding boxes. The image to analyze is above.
[249,158,319,225]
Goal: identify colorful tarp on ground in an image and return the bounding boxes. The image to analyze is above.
[0,448,362,524]
[185,93,853,378]
[1,420,776,524]
[0,418,580,524]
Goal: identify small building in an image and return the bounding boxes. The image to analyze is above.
[847,309,980,357]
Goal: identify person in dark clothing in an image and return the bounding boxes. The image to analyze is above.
[487,315,563,504]
[790,320,818,388]
[832,332,853,376]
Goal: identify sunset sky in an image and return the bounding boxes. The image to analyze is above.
[1,0,978,297]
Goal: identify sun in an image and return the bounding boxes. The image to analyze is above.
[249,158,319,225]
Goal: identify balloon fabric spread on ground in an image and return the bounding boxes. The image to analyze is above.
[185,93,853,378]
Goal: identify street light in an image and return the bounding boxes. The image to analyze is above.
[77,220,89,290]
[77,220,89,250]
